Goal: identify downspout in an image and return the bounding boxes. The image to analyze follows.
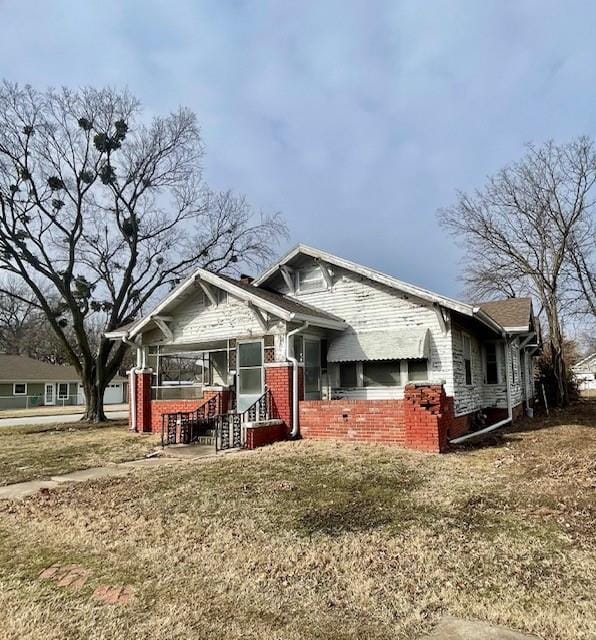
[450,335,513,444]
[286,321,309,438]
[122,335,142,432]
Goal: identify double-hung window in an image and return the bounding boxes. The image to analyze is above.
[462,334,473,385]
[339,362,358,388]
[58,383,69,399]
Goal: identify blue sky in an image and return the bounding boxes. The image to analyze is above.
[1,0,595,297]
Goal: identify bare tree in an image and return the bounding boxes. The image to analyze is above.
[0,83,286,421]
[439,137,596,406]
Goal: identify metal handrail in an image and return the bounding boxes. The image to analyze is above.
[160,393,221,447]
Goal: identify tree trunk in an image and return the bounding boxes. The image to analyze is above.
[545,301,569,407]
[81,380,108,422]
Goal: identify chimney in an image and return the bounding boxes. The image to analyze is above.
[239,273,254,285]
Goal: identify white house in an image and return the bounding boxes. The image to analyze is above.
[106,245,539,452]
[572,353,596,391]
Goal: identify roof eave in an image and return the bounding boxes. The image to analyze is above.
[254,244,476,316]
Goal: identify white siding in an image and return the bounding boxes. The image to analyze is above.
[280,265,455,399]
[451,325,484,415]
[144,288,287,359]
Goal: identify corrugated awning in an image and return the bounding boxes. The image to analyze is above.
[327,328,430,362]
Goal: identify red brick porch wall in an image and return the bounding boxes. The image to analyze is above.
[299,384,451,452]
[245,422,287,449]
[131,370,227,433]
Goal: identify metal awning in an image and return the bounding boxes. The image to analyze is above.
[327,328,430,362]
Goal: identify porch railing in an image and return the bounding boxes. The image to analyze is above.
[214,387,275,451]
[160,387,276,450]
[160,393,221,447]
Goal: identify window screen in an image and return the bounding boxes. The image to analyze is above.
[339,362,358,388]
[408,359,428,381]
[363,360,401,387]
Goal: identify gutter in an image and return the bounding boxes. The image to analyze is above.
[450,335,513,444]
[285,321,309,438]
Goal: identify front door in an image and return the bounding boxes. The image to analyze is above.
[304,338,321,400]
[44,383,55,405]
[237,341,263,413]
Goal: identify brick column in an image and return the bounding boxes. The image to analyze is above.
[403,383,449,452]
[133,370,153,433]
[265,364,303,436]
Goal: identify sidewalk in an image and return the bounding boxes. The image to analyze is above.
[0,444,221,500]
[0,403,129,419]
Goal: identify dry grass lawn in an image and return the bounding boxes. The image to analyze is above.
[0,401,594,639]
[0,421,159,486]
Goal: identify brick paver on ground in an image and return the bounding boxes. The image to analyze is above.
[93,584,135,605]
[420,617,542,639]
[39,564,91,590]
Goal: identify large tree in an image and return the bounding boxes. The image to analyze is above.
[439,137,596,407]
[0,83,286,421]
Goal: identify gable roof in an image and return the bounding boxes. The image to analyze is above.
[253,244,505,334]
[106,266,347,339]
[477,298,534,332]
[0,355,80,382]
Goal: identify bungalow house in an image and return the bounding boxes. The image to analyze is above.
[105,245,539,452]
[0,354,127,409]
[572,353,596,391]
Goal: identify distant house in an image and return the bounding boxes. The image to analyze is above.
[572,353,596,391]
[106,244,539,453]
[0,355,126,409]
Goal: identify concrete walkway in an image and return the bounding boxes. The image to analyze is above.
[0,445,223,500]
[420,617,541,639]
[0,408,128,428]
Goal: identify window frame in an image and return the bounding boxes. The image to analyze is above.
[13,383,27,396]
[236,339,264,396]
[407,358,429,382]
[57,383,69,399]
[483,341,501,385]
[462,333,473,386]
[338,362,358,388]
[363,359,402,387]
[295,265,327,294]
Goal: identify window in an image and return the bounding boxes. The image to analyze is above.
[58,383,69,399]
[13,383,27,395]
[462,334,472,385]
[484,343,499,384]
[511,346,517,384]
[363,360,401,387]
[216,289,228,305]
[408,359,428,382]
[238,341,263,394]
[339,362,358,388]
[296,266,326,292]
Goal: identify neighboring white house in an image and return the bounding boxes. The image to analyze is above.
[572,353,596,391]
[107,244,540,452]
[0,355,127,409]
